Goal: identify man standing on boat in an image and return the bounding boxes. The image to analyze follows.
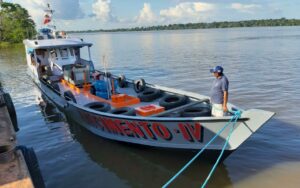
[210,66,229,117]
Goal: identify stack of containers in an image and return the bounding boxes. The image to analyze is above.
[93,79,118,99]
[93,80,109,99]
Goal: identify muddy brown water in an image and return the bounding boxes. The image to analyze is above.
[0,26,300,188]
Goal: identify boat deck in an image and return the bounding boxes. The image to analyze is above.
[57,80,196,106]
[53,78,204,117]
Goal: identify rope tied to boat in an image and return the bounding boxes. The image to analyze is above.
[162,110,242,188]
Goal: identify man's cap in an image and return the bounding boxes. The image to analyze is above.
[210,66,223,73]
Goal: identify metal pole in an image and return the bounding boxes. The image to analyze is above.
[88,47,92,61]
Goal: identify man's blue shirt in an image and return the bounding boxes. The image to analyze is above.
[210,75,229,104]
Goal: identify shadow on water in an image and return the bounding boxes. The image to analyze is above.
[225,117,300,184]
[37,95,65,124]
[67,118,232,188]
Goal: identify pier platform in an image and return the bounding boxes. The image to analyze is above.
[0,90,44,188]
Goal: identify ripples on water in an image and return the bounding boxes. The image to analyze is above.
[0,26,300,188]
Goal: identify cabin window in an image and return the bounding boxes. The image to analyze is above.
[70,48,74,56]
[60,49,69,59]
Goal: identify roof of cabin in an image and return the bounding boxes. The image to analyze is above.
[23,38,92,49]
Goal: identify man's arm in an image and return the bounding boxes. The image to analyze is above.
[223,91,228,112]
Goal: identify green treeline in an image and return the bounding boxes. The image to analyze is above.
[69,18,300,33]
[0,2,36,44]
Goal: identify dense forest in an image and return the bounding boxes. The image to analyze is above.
[69,18,300,33]
[0,2,36,44]
[1,2,300,43]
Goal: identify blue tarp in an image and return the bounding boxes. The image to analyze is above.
[27,48,34,54]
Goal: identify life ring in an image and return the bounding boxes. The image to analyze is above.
[138,88,162,102]
[17,146,45,188]
[109,107,136,116]
[1,93,18,132]
[180,106,211,117]
[117,75,127,88]
[85,102,111,112]
[159,95,188,110]
[134,78,146,93]
[63,90,76,103]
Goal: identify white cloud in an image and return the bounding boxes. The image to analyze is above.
[135,3,157,24]
[92,0,117,22]
[12,0,46,25]
[160,2,215,22]
[12,0,84,27]
[51,0,84,20]
[231,3,262,14]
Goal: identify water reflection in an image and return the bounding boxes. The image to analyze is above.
[37,85,300,187]
[2,27,300,187]
[226,118,300,185]
[37,94,64,124]
[67,117,232,188]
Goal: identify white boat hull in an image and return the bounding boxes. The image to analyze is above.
[35,77,274,151]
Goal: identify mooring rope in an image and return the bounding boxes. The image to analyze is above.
[162,110,241,188]
[201,110,241,187]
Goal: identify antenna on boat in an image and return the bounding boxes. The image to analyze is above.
[43,3,57,38]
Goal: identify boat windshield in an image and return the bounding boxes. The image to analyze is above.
[59,49,69,59]
[50,50,58,60]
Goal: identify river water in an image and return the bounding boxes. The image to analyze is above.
[0,26,300,188]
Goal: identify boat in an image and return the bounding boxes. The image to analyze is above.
[23,5,275,155]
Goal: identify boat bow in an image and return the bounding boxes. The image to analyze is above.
[228,109,275,150]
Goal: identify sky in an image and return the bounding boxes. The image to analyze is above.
[7,0,300,31]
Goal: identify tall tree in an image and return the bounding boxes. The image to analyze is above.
[0,2,36,43]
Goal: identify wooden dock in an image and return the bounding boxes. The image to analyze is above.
[0,90,38,188]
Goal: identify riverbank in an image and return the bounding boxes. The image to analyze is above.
[0,42,23,49]
[0,42,10,48]
[68,18,300,33]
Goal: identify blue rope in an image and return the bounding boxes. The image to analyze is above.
[162,111,241,188]
[201,111,241,188]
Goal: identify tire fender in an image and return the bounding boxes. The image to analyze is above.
[138,88,162,102]
[85,102,111,112]
[117,75,127,88]
[134,78,146,93]
[17,146,45,188]
[180,106,211,117]
[159,95,188,110]
[63,90,77,103]
[1,93,18,132]
[109,107,136,116]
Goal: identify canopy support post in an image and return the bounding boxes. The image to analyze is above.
[88,47,92,61]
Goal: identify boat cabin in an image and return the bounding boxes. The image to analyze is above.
[24,36,94,86]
